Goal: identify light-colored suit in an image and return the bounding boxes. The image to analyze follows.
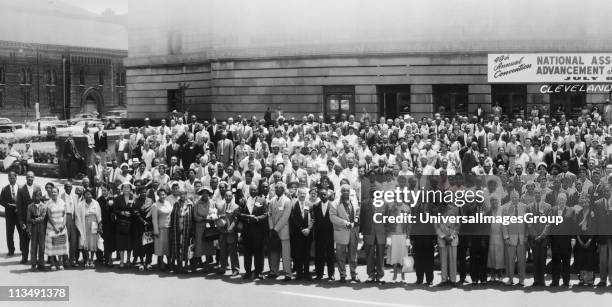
[268,194,292,276]
[330,198,359,279]
[502,201,528,283]
[435,204,460,283]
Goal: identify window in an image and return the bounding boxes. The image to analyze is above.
[23,88,31,108]
[117,89,125,106]
[433,84,468,117]
[20,67,27,84]
[51,70,57,85]
[491,84,527,118]
[45,70,51,85]
[549,84,586,118]
[167,89,179,111]
[324,85,355,122]
[116,71,126,86]
[0,65,5,84]
[99,71,104,85]
[26,68,32,84]
[48,88,56,108]
[0,90,4,108]
[79,68,85,85]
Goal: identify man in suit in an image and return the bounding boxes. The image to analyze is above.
[591,184,612,287]
[434,199,460,286]
[207,118,220,144]
[238,184,269,279]
[360,179,389,283]
[528,188,552,287]
[94,124,108,165]
[312,188,335,280]
[267,183,292,280]
[290,188,313,280]
[544,143,564,171]
[461,142,479,174]
[187,114,200,136]
[568,147,587,175]
[0,171,20,256]
[15,171,41,263]
[464,196,491,285]
[217,131,234,166]
[330,184,360,283]
[543,191,576,287]
[87,155,105,185]
[165,136,181,167]
[235,118,253,145]
[502,190,528,286]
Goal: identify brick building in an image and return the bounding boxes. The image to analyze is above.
[0,1,127,121]
[125,0,612,121]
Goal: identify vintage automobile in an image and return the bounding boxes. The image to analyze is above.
[0,118,24,132]
[26,116,69,130]
[102,109,128,129]
[68,112,99,125]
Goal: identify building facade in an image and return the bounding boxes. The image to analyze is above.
[125,0,612,121]
[0,0,127,121]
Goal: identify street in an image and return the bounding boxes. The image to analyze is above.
[0,175,610,307]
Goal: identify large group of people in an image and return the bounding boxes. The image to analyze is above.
[2,102,612,289]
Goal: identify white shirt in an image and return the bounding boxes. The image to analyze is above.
[246,197,255,214]
[320,200,328,216]
[26,184,34,199]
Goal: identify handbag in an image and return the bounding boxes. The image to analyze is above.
[402,245,415,273]
[142,231,154,245]
[116,219,131,234]
[97,237,105,252]
[52,234,67,245]
[203,227,220,241]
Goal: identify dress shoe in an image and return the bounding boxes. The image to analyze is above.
[351,277,360,283]
[516,283,525,287]
[314,275,323,280]
[31,264,37,271]
[596,281,607,287]
[304,275,312,281]
[266,274,278,280]
[549,282,560,287]
[242,273,252,279]
[562,283,570,288]
[7,251,15,257]
[327,276,335,281]
[414,280,423,285]
[339,277,347,283]
[231,270,240,277]
[283,276,291,282]
[20,259,28,264]
[365,278,375,283]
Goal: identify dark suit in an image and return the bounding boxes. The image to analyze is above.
[237,196,268,276]
[312,200,335,278]
[461,150,479,175]
[180,141,203,170]
[544,151,564,170]
[165,143,181,167]
[463,203,491,283]
[0,184,19,254]
[207,125,220,144]
[94,131,108,153]
[411,201,436,284]
[290,200,313,279]
[359,201,389,280]
[545,206,576,285]
[568,156,587,174]
[16,184,41,261]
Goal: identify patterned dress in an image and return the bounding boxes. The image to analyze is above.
[169,200,193,262]
[45,199,69,257]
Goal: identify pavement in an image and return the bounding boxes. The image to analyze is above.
[0,175,611,306]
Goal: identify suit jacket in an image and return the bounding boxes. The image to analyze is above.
[461,150,479,174]
[94,130,108,152]
[237,196,269,243]
[165,143,181,166]
[0,184,18,211]
[528,200,552,237]
[16,184,42,226]
[591,198,612,243]
[268,194,292,240]
[329,198,359,245]
[568,156,587,174]
[434,204,459,246]
[359,201,388,244]
[216,139,234,164]
[312,200,333,241]
[207,125,219,144]
[543,205,576,238]
[544,151,564,169]
[501,202,528,245]
[289,200,313,241]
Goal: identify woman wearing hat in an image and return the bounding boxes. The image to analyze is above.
[75,189,102,269]
[132,185,155,271]
[115,163,133,185]
[113,182,135,268]
[168,186,194,273]
[151,189,172,271]
[192,186,215,269]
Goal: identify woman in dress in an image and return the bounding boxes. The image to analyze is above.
[386,200,411,283]
[133,185,155,271]
[152,189,172,270]
[75,189,102,269]
[192,186,215,270]
[487,196,505,282]
[113,183,135,268]
[168,187,194,273]
[45,187,69,271]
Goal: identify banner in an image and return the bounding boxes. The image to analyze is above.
[487,53,612,83]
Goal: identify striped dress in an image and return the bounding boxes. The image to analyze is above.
[45,200,69,257]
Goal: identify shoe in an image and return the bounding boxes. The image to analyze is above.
[516,283,525,287]
[138,264,145,272]
[339,277,347,283]
[414,280,423,285]
[255,274,265,280]
[242,272,252,279]
[119,263,125,269]
[266,274,278,280]
[216,269,225,275]
[505,280,514,286]
[471,282,479,286]
[365,278,375,284]
[315,275,323,280]
[283,276,291,282]
[58,265,64,271]
[31,265,37,272]
[328,276,335,281]
[351,277,360,283]
[50,266,57,271]
[232,270,240,277]
[480,281,487,286]
[20,259,28,264]
[549,282,559,287]
[596,281,607,287]
[7,251,15,257]
[562,283,570,288]
[304,275,312,281]
[146,264,153,271]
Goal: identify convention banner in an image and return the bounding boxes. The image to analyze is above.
[487,53,612,83]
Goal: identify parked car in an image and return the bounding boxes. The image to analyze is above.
[68,112,99,125]
[27,116,69,130]
[0,118,24,132]
[102,109,128,129]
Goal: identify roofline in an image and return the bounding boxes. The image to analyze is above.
[0,40,127,56]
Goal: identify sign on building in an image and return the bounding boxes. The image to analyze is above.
[488,53,612,83]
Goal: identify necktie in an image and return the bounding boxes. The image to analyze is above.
[345,201,354,222]
[514,205,518,217]
[10,185,15,202]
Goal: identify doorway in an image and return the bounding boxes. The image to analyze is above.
[377,85,410,119]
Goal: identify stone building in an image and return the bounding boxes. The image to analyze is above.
[125,0,612,121]
[0,0,127,121]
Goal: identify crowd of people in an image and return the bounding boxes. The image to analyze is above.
[2,102,612,289]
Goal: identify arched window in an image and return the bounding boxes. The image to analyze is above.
[51,70,57,85]
[48,88,56,108]
[0,66,5,84]
[20,68,27,84]
[99,71,104,85]
[45,70,51,85]
[26,68,32,84]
